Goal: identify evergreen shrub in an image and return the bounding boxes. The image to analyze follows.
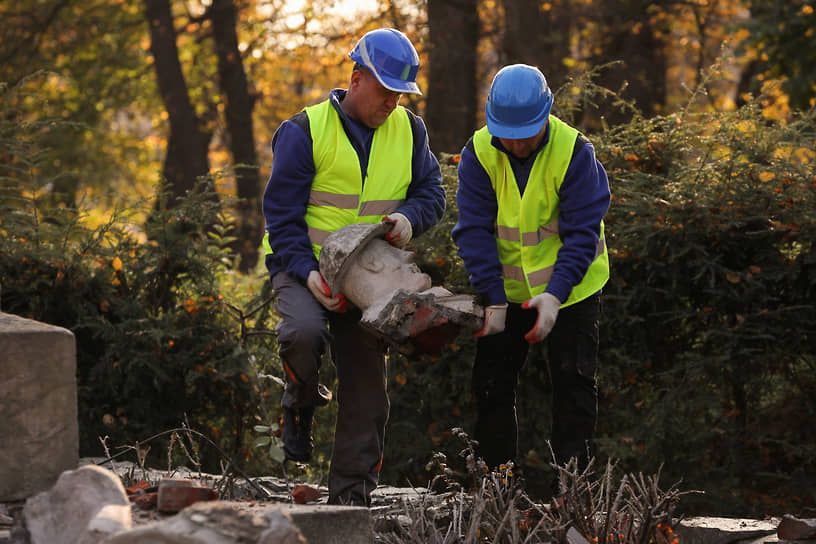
[0,81,280,474]
[595,95,816,516]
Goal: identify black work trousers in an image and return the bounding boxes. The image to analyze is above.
[472,292,600,471]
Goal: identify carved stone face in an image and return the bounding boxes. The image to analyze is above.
[338,238,431,310]
[318,222,483,356]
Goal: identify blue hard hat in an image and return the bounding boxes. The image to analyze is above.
[485,64,553,139]
[349,28,421,95]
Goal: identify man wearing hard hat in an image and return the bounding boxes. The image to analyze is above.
[452,64,611,491]
[262,28,445,506]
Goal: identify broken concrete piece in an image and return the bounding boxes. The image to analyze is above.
[83,504,133,544]
[319,222,484,355]
[23,464,132,544]
[362,287,483,355]
[101,502,305,544]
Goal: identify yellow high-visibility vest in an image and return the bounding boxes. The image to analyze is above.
[264,100,413,259]
[472,115,609,306]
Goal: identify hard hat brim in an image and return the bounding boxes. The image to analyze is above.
[374,71,422,95]
[485,113,547,139]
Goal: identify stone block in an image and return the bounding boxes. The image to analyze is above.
[277,503,373,544]
[0,312,79,501]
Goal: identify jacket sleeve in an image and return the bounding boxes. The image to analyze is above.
[394,112,446,237]
[451,141,508,306]
[546,137,611,302]
[262,115,319,282]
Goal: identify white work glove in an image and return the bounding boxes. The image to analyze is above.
[522,292,561,343]
[307,270,348,313]
[474,303,508,338]
[382,213,412,248]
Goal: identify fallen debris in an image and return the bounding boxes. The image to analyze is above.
[156,479,219,514]
[291,485,321,505]
[777,514,816,541]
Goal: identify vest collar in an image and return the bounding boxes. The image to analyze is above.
[328,88,375,149]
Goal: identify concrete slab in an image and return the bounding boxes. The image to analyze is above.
[256,503,373,544]
[675,516,779,544]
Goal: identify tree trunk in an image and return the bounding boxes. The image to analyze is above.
[587,0,668,125]
[143,0,212,207]
[500,0,572,90]
[425,0,479,155]
[210,0,262,273]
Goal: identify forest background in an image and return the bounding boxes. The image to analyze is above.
[1,0,814,519]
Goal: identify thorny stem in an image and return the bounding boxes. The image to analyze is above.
[377,429,691,543]
[95,427,268,499]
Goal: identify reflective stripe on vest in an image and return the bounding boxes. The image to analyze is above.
[472,115,609,306]
[500,236,607,286]
[263,100,413,259]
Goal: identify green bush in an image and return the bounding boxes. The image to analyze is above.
[595,94,816,515]
[0,80,281,474]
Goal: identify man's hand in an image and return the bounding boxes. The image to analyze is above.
[382,213,412,248]
[522,292,561,343]
[475,303,508,337]
[307,270,348,312]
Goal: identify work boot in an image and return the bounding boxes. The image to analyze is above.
[282,406,315,462]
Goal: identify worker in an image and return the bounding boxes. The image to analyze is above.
[261,28,446,506]
[452,64,610,487]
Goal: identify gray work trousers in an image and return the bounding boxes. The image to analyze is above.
[272,272,389,505]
